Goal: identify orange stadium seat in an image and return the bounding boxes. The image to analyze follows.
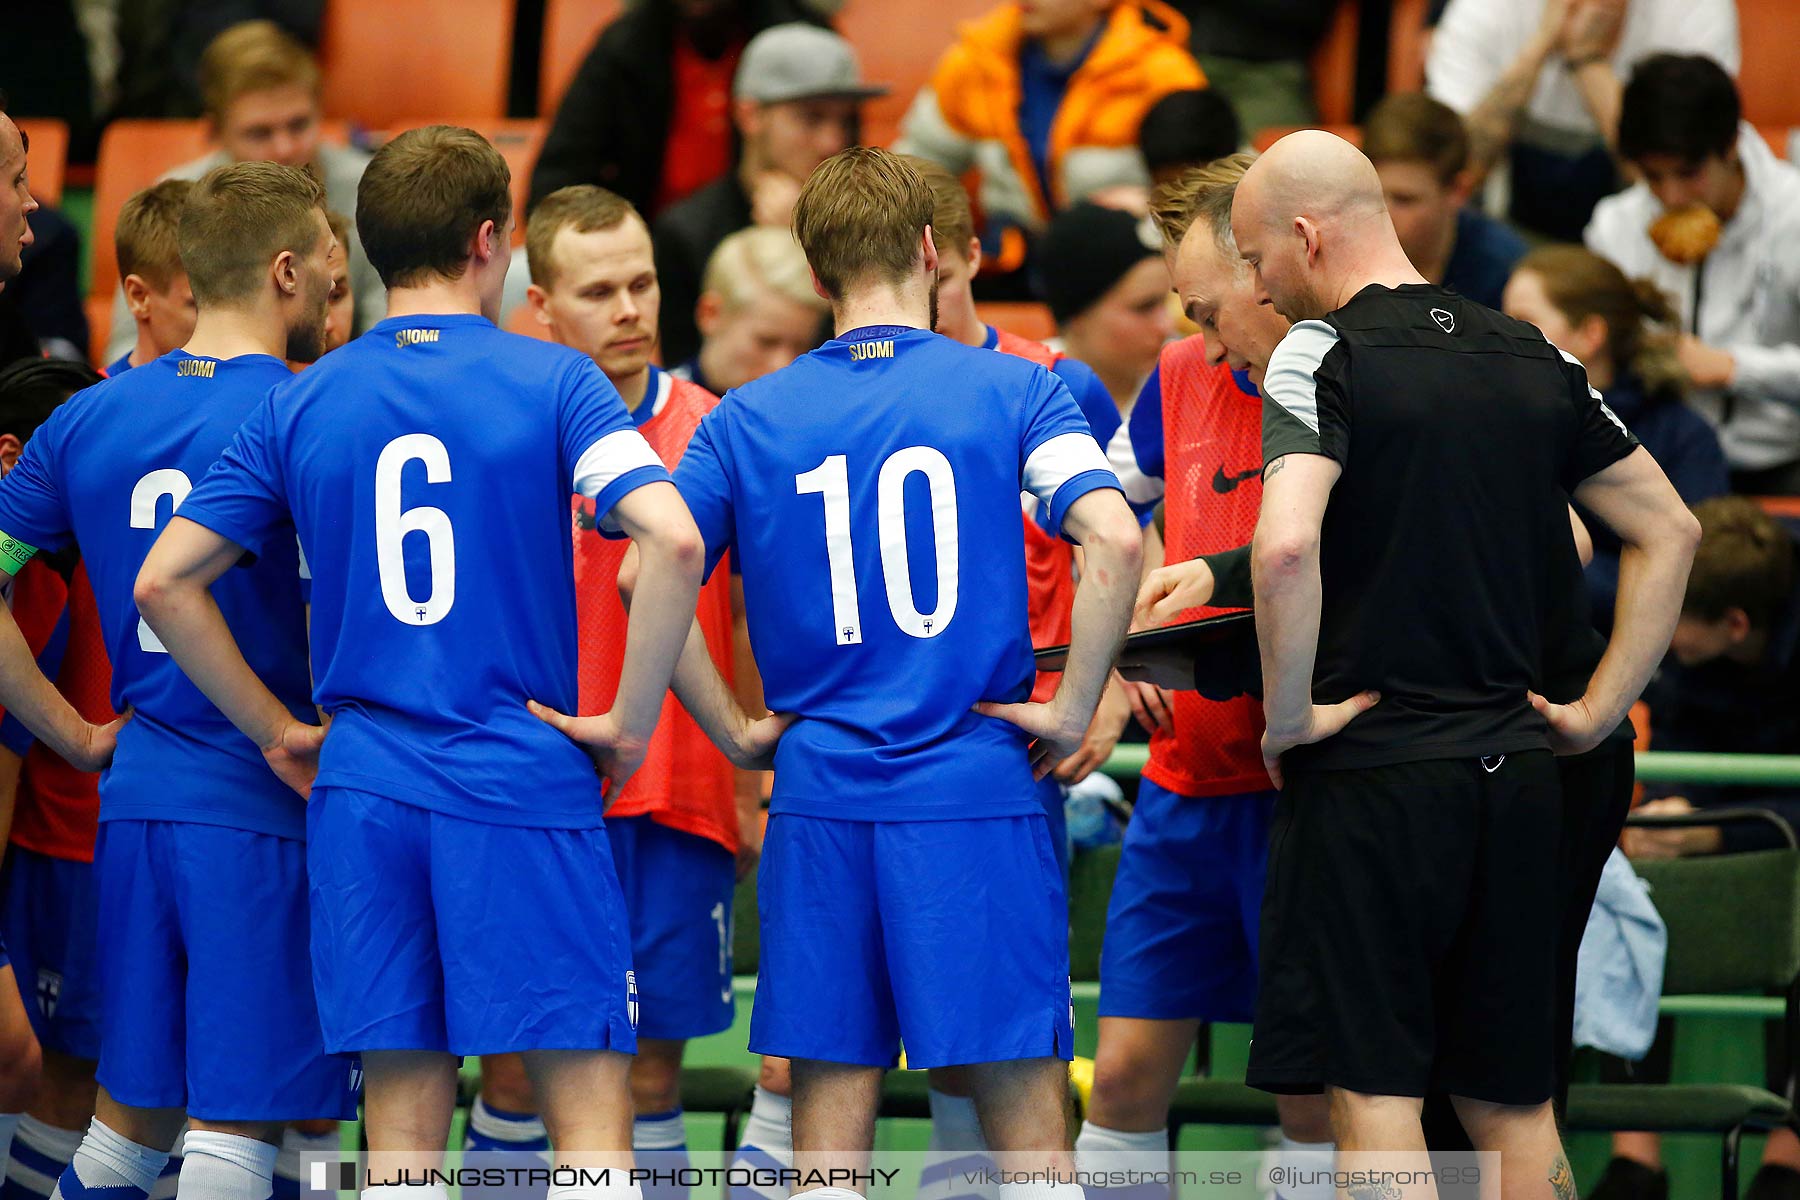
[370,119,545,241]
[1756,496,1800,521]
[540,0,625,115]
[976,300,1056,344]
[1310,0,1360,127]
[318,0,515,128]
[1252,123,1362,152]
[16,118,68,208]
[89,120,215,310]
[837,0,996,149]
[1739,0,1800,130]
[1756,125,1792,160]
[1386,0,1431,96]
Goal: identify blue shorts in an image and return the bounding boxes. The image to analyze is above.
[3,847,101,1058]
[308,788,637,1056]
[608,815,736,1041]
[1098,782,1275,1023]
[750,813,1072,1068]
[1039,776,1069,881]
[94,819,358,1120]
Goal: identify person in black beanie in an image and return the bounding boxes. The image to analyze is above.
[1039,201,1175,415]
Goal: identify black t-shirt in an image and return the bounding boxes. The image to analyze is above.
[1260,283,1639,772]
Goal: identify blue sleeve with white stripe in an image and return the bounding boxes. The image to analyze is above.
[559,357,673,537]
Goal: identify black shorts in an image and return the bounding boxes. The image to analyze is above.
[1247,750,1561,1105]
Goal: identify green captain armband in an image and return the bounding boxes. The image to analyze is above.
[0,532,39,576]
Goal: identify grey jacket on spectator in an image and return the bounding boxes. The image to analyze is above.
[104,140,383,365]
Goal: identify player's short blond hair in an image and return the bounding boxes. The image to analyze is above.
[179,161,326,306]
[199,20,321,122]
[792,147,932,300]
[1149,151,1256,256]
[701,227,828,316]
[897,154,975,260]
[524,185,643,288]
[116,179,195,290]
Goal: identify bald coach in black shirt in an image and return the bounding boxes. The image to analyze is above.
[1229,131,1699,1189]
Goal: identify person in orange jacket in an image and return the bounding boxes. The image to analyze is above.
[895,0,1204,293]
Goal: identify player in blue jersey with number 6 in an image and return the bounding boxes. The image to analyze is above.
[0,162,353,1200]
[538,147,1142,1200]
[133,127,711,1196]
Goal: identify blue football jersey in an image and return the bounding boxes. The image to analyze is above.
[0,351,315,838]
[177,314,672,828]
[674,325,1122,821]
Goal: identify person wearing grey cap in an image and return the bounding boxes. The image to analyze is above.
[1041,201,1177,414]
[529,0,835,219]
[652,22,886,366]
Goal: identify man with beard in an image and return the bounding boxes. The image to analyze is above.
[0,161,351,1200]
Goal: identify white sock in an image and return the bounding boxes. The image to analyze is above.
[10,1115,86,1200]
[1270,1137,1334,1200]
[179,1132,277,1200]
[999,1183,1082,1200]
[546,1183,643,1200]
[734,1087,792,1161]
[52,1119,169,1200]
[791,1190,861,1200]
[464,1098,549,1153]
[926,1091,987,1154]
[1074,1122,1165,1171]
[148,1142,183,1200]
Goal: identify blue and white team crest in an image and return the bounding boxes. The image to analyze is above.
[35,968,60,1019]
[627,970,639,1030]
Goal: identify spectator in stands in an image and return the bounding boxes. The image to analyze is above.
[1039,201,1174,414]
[652,23,881,368]
[1427,0,1738,242]
[1503,245,1728,624]
[895,0,1202,297]
[107,180,196,376]
[1138,88,1242,189]
[1363,93,1527,311]
[103,19,382,364]
[1587,55,1800,496]
[1163,0,1336,133]
[669,226,829,396]
[1630,497,1800,859]
[530,0,834,220]
[109,3,324,121]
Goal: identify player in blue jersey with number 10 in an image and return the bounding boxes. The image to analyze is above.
[539,147,1142,1200]
[134,127,706,1196]
[0,162,352,1200]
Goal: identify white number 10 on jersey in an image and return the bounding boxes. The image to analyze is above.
[795,447,959,644]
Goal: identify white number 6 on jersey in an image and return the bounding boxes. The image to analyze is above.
[375,434,456,625]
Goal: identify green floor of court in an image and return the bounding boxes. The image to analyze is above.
[408,988,1776,1200]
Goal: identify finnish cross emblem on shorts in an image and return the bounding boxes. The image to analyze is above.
[1431,308,1456,334]
[35,969,59,1019]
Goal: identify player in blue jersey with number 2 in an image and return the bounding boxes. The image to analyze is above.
[0,162,353,1200]
[134,128,707,1197]
[539,148,1143,1200]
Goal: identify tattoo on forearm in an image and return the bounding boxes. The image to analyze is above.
[1346,1181,1400,1200]
[1549,1155,1575,1200]
[1262,456,1288,482]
